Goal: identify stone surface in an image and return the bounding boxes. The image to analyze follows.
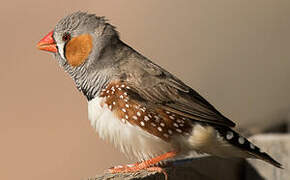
[246,134,289,180]
[89,157,244,180]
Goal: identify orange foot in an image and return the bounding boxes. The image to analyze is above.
[107,151,177,180]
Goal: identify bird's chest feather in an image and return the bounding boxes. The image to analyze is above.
[88,96,173,160]
[87,81,198,160]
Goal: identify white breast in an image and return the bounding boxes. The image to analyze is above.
[88,97,174,161]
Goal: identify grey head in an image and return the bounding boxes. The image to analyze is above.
[51,12,124,100]
[53,11,119,68]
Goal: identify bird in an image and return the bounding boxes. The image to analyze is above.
[37,11,282,177]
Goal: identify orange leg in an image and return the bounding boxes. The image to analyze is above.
[107,151,177,179]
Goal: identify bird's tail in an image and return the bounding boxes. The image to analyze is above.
[216,128,282,168]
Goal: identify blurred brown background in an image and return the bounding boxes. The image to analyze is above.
[0,0,290,180]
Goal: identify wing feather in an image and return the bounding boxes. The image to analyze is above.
[119,57,235,127]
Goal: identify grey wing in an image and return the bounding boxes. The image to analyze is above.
[120,58,236,127]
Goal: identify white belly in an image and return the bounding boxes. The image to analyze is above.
[88,97,174,161]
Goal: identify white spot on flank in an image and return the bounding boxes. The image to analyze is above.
[163,133,169,138]
[125,104,130,108]
[184,132,190,136]
[140,121,145,126]
[157,127,163,132]
[112,101,116,105]
[124,99,128,102]
[125,115,129,119]
[173,123,179,128]
[144,116,150,121]
[151,122,156,127]
[160,123,165,127]
[154,116,160,122]
[124,92,128,96]
[169,116,175,120]
[121,84,125,88]
[168,129,173,134]
[116,85,119,88]
[120,95,124,99]
[165,111,171,114]
[177,119,182,123]
[118,88,122,90]
[122,108,126,113]
[176,129,182,133]
[133,116,138,120]
[137,112,141,116]
[226,131,234,140]
[238,137,245,144]
[108,105,112,110]
[106,90,110,93]
[179,123,184,127]
[126,86,130,89]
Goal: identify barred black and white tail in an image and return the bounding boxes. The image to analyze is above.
[217,127,282,168]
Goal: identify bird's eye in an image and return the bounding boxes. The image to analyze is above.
[62,33,71,42]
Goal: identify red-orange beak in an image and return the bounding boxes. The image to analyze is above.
[37,31,57,53]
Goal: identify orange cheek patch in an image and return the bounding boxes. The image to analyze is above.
[65,34,93,67]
